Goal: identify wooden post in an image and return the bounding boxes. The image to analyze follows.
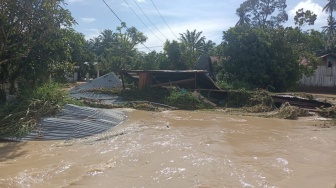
[121,74,125,91]
[138,72,152,89]
[194,72,197,89]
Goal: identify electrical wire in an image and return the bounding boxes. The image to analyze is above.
[150,0,179,39]
[132,0,169,40]
[102,0,152,52]
[123,0,164,43]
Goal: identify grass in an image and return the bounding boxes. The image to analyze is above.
[165,89,214,110]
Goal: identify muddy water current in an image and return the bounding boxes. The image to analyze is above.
[0,109,335,188]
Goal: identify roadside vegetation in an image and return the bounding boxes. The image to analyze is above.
[0,83,81,138]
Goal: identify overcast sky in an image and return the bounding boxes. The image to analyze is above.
[64,0,328,52]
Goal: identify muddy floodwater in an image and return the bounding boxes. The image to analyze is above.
[1,109,336,188]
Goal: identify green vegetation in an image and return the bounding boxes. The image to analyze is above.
[165,89,213,110]
[219,89,275,113]
[0,83,81,138]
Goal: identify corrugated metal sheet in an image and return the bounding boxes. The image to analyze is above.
[70,72,122,93]
[69,72,124,104]
[23,104,126,141]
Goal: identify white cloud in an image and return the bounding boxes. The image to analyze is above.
[80,17,97,23]
[136,0,146,2]
[289,0,328,28]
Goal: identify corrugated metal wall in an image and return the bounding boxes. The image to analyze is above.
[300,66,336,87]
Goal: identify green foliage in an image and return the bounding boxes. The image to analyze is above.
[224,89,252,107]
[294,8,317,28]
[217,81,254,90]
[0,0,75,65]
[162,40,187,69]
[179,29,206,67]
[89,24,147,74]
[0,83,81,138]
[0,0,82,102]
[165,90,209,110]
[219,26,322,92]
[236,0,288,28]
[219,89,275,112]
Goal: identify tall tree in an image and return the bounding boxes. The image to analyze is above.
[220,26,319,91]
[162,40,186,70]
[323,0,336,18]
[0,0,74,65]
[236,4,251,26]
[294,8,317,29]
[179,29,205,52]
[0,0,75,103]
[236,0,288,28]
[179,29,206,67]
[323,0,336,50]
[202,40,216,54]
[322,15,336,50]
[91,23,147,74]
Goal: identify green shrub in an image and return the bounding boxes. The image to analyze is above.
[0,82,81,138]
[217,80,254,90]
[225,89,252,107]
[165,90,209,110]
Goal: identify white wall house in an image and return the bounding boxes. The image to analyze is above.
[300,54,336,87]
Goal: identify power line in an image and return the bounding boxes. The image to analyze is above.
[150,0,179,39]
[102,0,152,52]
[132,0,169,40]
[102,0,123,23]
[123,0,164,43]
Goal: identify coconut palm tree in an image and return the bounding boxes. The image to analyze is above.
[322,15,336,50]
[179,29,205,53]
[323,0,336,18]
[179,29,206,67]
[323,1,336,50]
[202,40,216,54]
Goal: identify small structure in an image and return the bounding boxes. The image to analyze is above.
[300,54,336,87]
[120,70,220,90]
[194,54,216,80]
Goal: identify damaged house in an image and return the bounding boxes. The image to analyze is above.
[300,54,336,87]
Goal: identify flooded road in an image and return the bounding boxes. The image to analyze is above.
[0,109,335,188]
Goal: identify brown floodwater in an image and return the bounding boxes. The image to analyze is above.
[0,109,335,188]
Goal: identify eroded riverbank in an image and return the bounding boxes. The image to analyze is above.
[1,109,335,187]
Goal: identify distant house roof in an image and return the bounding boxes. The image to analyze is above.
[320,53,336,61]
[300,54,336,66]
